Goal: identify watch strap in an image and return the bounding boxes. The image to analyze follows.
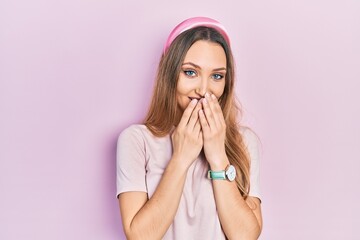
[207,170,226,180]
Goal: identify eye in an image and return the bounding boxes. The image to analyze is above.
[212,73,224,80]
[183,69,197,77]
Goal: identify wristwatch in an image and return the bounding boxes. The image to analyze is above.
[208,165,236,181]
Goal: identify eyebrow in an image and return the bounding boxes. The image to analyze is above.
[182,62,227,72]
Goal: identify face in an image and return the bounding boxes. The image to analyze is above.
[176,40,227,111]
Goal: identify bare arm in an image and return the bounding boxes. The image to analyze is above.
[118,158,188,240]
[118,99,203,240]
[199,93,263,239]
[211,160,262,239]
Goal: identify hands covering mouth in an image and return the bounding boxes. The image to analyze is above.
[173,92,228,171]
[188,97,203,108]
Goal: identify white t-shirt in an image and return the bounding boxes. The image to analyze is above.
[116,124,261,239]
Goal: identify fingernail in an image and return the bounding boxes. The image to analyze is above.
[191,99,198,105]
[211,94,216,100]
[203,98,207,104]
[205,92,210,98]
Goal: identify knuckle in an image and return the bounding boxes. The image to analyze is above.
[185,128,192,135]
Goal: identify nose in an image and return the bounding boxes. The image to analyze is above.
[195,78,208,97]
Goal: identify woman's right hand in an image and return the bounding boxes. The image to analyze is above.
[119,99,203,240]
[171,99,203,169]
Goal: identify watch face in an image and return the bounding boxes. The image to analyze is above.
[226,165,236,181]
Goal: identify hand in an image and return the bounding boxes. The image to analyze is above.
[171,99,203,169]
[199,93,229,170]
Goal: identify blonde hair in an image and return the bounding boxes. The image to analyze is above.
[144,27,251,198]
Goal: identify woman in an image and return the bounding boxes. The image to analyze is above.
[116,17,262,239]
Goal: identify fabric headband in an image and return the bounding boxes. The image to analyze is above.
[163,17,231,54]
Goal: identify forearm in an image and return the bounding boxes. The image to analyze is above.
[212,180,261,239]
[126,157,188,240]
[209,155,261,240]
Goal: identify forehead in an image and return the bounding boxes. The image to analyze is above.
[183,40,226,68]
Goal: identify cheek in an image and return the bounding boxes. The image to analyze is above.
[212,82,226,98]
[176,78,195,104]
[176,77,192,94]
[175,87,189,110]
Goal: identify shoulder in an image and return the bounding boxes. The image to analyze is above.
[117,124,148,147]
[239,126,261,148]
[119,124,159,141]
[119,124,147,138]
[240,126,262,199]
[117,125,149,158]
[118,124,163,147]
[239,126,262,164]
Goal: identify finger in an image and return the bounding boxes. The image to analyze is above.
[198,130,203,142]
[178,99,198,129]
[193,118,201,133]
[210,94,226,126]
[202,94,216,130]
[187,101,202,129]
[207,93,222,128]
[199,109,210,135]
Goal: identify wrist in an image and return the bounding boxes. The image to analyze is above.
[169,154,191,173]
[208,154,229,171]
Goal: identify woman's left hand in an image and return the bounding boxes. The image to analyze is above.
[199,93,229,169]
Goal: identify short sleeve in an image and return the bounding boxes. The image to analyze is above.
[241,128,261,200]
[116,125,147,198]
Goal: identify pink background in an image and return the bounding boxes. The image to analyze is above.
[1,0,359,239]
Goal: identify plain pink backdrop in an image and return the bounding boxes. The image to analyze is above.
[1,0,359,239]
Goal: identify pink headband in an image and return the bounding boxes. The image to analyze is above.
[163,17,231,53]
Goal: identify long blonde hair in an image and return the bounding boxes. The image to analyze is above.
[144,27,251,198]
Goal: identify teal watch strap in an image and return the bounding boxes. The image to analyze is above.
[207,170,226,180]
